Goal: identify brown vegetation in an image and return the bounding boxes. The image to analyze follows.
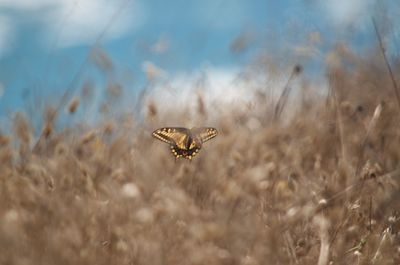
[1,45,400,265]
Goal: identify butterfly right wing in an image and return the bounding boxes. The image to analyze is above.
[195,127,218,143]
[152,127,189,149]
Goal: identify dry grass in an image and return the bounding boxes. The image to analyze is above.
[1,46,400,265]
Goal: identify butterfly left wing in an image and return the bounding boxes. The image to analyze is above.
[193,127,218,143]
[152,127,189,149]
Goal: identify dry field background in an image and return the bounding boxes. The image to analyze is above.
[1,44,400,265]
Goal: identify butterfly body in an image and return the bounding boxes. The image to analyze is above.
[152,127,217,160]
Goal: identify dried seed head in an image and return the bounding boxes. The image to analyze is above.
[107,82,122,100]
[42,123,53,139]
[81,80,93,102]
[122,182,141,199]
[293,64,303,75]
[55,143,68,156]
[81,131,96,144]
[0,134,10,147]
[68,97,80,114]
[147,101,157,118]
[13,113,31,144]
[45,107,56,123]
[318,199,328,207]
[90,47,113,72]
[103,122,114,135]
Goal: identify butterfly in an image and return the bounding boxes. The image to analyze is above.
[152,127,218,160]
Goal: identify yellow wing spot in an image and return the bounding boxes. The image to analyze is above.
[153,134,169,143]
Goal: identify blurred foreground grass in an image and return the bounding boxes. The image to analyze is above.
[1,45,400,265]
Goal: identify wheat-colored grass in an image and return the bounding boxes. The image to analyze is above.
[0,46,400,265]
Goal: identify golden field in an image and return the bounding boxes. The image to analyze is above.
[0,44,400,265]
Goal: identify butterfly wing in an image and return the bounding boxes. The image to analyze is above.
[170,145,183,158]
[152,127,190,149]
[170,145,200,160]
[193,127,218,143]
[153,127,215,160]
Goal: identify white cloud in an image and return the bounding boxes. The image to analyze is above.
[45,0,144,47]
[146,66,256,113]
[0,0,144,49]
[142,61,167,81]
[320,0,374,29]
[0,15,14,58]
[144,64,317,122]
[0,0,55,10]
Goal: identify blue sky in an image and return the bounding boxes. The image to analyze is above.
[0,0,399,126]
